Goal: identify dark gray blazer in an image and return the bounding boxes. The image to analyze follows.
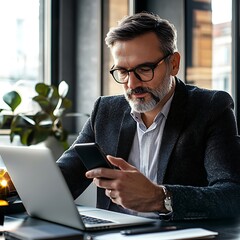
[57,78,240,220]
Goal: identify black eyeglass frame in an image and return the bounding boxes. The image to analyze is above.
[109,54,172,84]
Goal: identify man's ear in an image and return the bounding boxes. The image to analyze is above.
[170,52,180,76]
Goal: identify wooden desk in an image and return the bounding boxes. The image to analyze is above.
[1,212,240,239]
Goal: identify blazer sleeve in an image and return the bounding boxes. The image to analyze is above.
[165,91,240,220]
[56,97,102,199]
[56,95,128,199]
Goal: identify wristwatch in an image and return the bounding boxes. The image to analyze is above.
[158,186,173,220]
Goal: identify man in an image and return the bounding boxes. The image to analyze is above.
[57,12,240,221]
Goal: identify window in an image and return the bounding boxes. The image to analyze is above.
[185,0,232,94]
[102,0,129,96]
[0,0,50,113]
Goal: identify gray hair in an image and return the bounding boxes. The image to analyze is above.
[105,12,178,55]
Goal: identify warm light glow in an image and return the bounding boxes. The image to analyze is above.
[0,169,6,178]
[0,179,8,188]
[0,200,8,206]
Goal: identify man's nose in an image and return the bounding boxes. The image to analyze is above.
[127,71,141,89]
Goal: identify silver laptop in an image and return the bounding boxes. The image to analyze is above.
[0,145,155,231]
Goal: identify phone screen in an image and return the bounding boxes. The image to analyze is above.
[74,143,113,170]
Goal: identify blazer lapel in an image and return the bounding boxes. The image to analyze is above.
[116,107,136,161]
[157,78,188,183]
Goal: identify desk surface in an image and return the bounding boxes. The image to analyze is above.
[1,213,240,239]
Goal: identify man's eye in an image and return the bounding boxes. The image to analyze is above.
[137,66,152,74]
[118,69,128,75]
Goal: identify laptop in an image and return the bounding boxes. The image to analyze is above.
[0,145,155,231]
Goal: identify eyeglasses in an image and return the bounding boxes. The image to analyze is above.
[110,54,171,84]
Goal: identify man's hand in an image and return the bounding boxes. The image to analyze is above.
[85,155,165,212]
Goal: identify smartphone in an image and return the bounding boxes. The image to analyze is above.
[74,143,113,170]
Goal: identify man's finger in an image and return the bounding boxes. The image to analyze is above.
[107,155,136,171]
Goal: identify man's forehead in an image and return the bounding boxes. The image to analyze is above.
[111,33,162,55]
[111,42,163,68]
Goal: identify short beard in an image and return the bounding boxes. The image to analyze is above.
[124,74,172,113]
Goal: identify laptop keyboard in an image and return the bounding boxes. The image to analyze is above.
[81,214,114,225]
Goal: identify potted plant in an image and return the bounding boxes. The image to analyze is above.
[0,81,72,151]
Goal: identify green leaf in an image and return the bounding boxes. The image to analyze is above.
[34,112,53,125]
[3,91,21,112]
[30,127,50,144]
[35,83,53,97]
[33,96,55,114]
[3,81,74,148]
[33,95,51,107]
[10,126,33,145]
[35,83,59,101]
[20,129,34,146]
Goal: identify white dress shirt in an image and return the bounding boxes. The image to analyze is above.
[128,94,174,183]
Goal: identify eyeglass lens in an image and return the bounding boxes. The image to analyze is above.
[113,66,153,83]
